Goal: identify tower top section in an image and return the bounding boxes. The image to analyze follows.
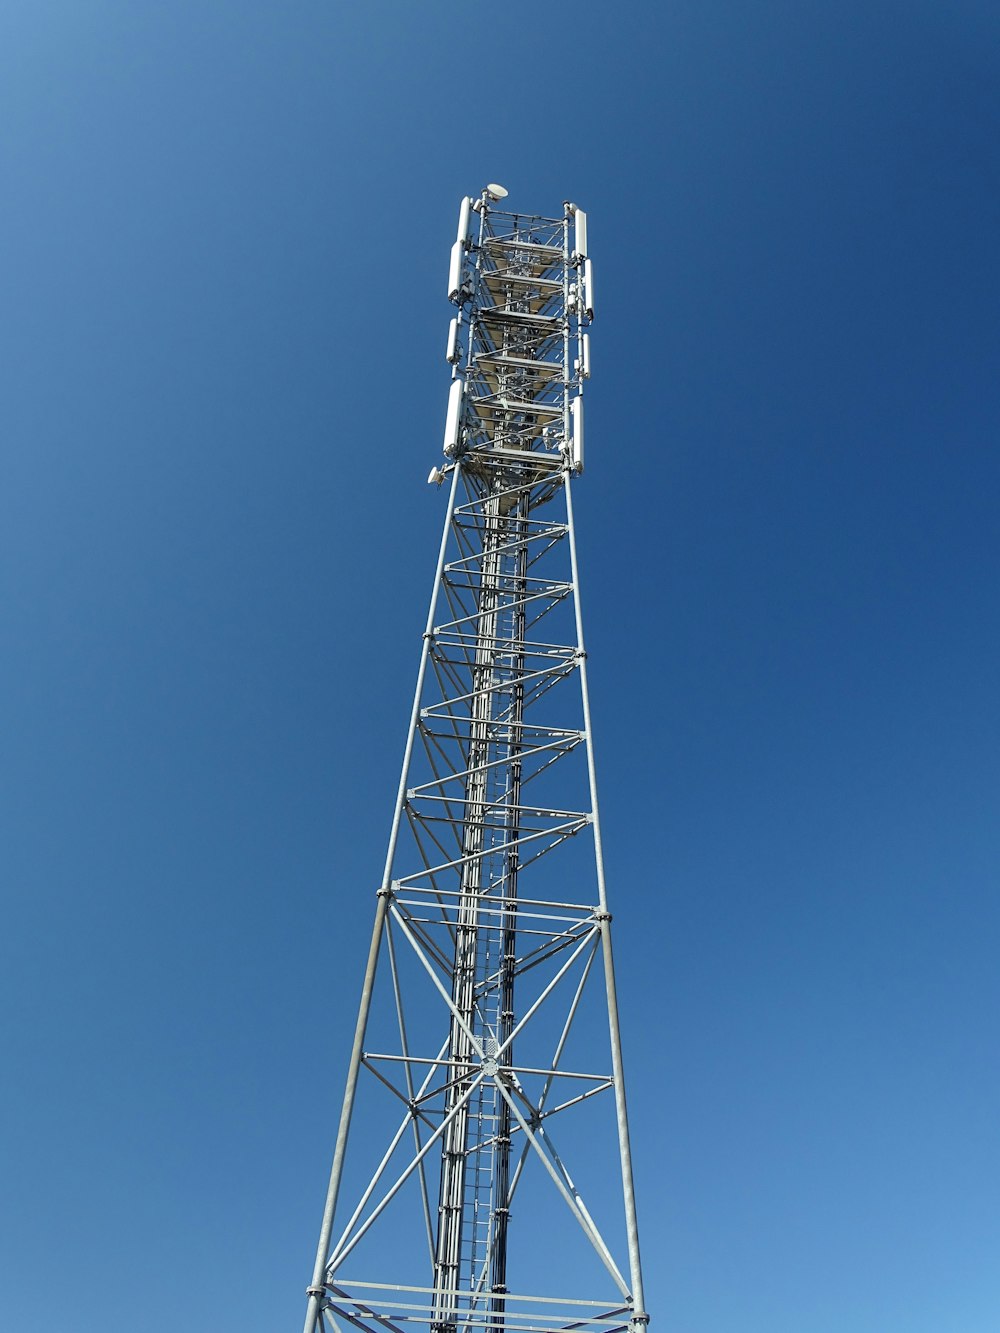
[441,190,593,476]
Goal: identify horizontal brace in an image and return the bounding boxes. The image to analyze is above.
[452,489,561,520]
[432,589,573,637]
[411,743,580,776]
[326,1307,626,1333]
[429,636,576,657]
[395,817,587,881]
[393,903,596,932]
[419,663,576,714]
[327,1304,626,1332]
[393,889,592,917]
[437,675,576,726]
[395,919,594,945]
[363,1053,613,1083]
[392,885,596,913]
[329,1280,629,1312]
[407,735,579,797]
[420,677,576,712]
[403,816,589,846]
[444,540,568,569]
[451,505,565,529]
[444,535,568,574]
[424,646,573,668]
[419,718,583,741]
[441,571,572,593]
[407,794,590,822]
[394,827,589,884]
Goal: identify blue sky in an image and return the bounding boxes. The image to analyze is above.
[2,2,999,1330]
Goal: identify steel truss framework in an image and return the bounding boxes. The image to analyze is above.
[302,193,648,1333]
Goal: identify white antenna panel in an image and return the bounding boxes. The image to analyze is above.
[581,332,591,380]
[443,378,464,456]
[446,317,460,364]
[583,259,595,318]
[573,209,588,260]
[456,196,471,248]
[571,396,584,473]
[448,241,464,303]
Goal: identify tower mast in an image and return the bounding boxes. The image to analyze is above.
[301,188,648,1333]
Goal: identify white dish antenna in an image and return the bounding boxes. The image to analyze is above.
[486,183,508,200]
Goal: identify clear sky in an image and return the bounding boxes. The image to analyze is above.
[2,3,998,1330]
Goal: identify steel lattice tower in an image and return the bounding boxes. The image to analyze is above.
[302,188,648,1333]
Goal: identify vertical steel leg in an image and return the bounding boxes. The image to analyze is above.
[303,890,390,1333]
[304,465,462,1333]
[565,469,647,1325]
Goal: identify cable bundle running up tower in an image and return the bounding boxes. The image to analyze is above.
[301,187,648,1333]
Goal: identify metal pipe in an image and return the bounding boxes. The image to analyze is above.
[331,1036,447,1267]
[495,927,597,1059]
[385,923,437,1268]
[302,889,390,1333]
[326,1280,617,1309]
[303,465,462,1333]
[564,472,647,1323]
[390,903,485,1060]
[493,1080,630,1300]
[329,1069,487,1271]
[380,462,462,892]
